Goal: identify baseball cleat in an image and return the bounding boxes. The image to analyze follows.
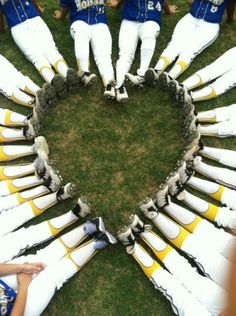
[117,225,136,249]
[78,70,97,87]
[52,74,68,99]
[72,196,92,218]
[34,136,49,159]
[44,167,62,192]
[182,102,196,117]
[66,68,80,93]
[168,79,180,98]
[84,217,106,236]
[125,72,145,88]
[144,68,159,86]
[166,171,184,196]
[187,128,204,151]
[104,80,116,99]
[116,84,129,103]
[35,90,49,113]
[159,72,172,89]
[23,117,40,141]
[42,82,57,106]
[129,214,151,236]
[177,160,194,185]
[94,231,117,249]
[183,115,198,138]
[156,184,170,208]
[34,155,48,179]
[56,182,75,201]
[182,145,198,167]
[178,86,192,104]
[139,197,159,219]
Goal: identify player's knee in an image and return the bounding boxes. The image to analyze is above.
[141,37,156,50]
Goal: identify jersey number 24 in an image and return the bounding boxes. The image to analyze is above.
[147,1,162,11]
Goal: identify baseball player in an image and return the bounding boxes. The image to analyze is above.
[174,46,236,103]
[0,2,79,98]
[0,220,116,316]
[114,0,178,102]
[139,197,230,288]
[145,0,236,86]
[54,0,116,99]
[128,214,226,315]
[118,226,212,316]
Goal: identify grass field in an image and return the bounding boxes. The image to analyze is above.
[1,1,236,315]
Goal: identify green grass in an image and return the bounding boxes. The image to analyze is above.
[0,2,236,315]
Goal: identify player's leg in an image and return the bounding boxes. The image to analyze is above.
[199,120,236,138]
[0,108,27,127]
[0,183,74,237]
[129,214,225,315]
[168,20,219,80]
[16,71,41,97]
[0,197,91,263]
[197,104,236,123]
[116,19,139,102]
[91,23,116,99]
[126,20,160,87]
[200,146,236,168]
[0,136,48,162]
[70,20,96,87]
[118,227,211,316]
[23,232,116,316]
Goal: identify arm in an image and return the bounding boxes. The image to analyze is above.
[10,273,32,316]
[53,7,69,20]
[163,0,178,15]
[0,263,45,277]
[106,0,123,8]
[226,0,236,23]
[31,0,45,14]
[0,11,4,32]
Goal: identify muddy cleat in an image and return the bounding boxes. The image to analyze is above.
[182,145,198,167]
[187,128,204,152]
[84,217,106,236]
[145,68,159,86]
[34,155,48,179]
[66,68,80,93]
[34,136,49,159]
[42,83,57,106]
[72,196,91,218]
[182,102,196,117]
[177,160,194,185]
[104,80,116,99]
[56,183,75,201]
[94,231,117,249]
[139,197,159,219]
[117,226,136,248]
[44,168,62,192]
[126,72,145,88]
[156,184,170,208]
[116,84,129,103]
[35,90,49,113]
[168,79,180,98]
[23,117,40,140]
[183,116,198,138]
[78,70,97,87]
[178,86,192,104]
[159,72,172,89]
[166,172,184,196]
[129,214,151,236]
[52,74,68,99]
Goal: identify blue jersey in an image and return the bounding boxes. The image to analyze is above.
[190,0,228,23]
[0,0,39,29]
[0,279,16,316]
[60,0,107,25]
[121,0,163,25]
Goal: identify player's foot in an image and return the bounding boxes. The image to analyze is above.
[125,72,145,88]
[177,160,194,185]
[182,102,196,117]
[183,115,198,138]
[104,80,116,100]
[42,83,57,106]
[93,231,117,250]
[168,79,180,98]
[35,89,49,113]
[178,86,192,104]
[33,155,48,179]
[78,70,97,87]
[116,84,129,103]
[23,117,40,140]
[66,68,80,93]
[156,184,170,208]
[144,68,159,86]
[139,197,159,219]
[166,171,184,196]
[117,226,136,250]
[129,214,151,236]
[159,72,172,89]
[52,74,68,99]
[187,128,204,152]
[72,196,92,218]
[182,145,198,167]
[56,183,75,201]
[84,217,106,237]
[44,167,62,192]
[34,136,49,159]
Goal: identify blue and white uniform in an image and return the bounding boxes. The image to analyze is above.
[154,0,231,79]
[60,0,114,86]
[0,0,69,83]
[0,279,16,316]
[116,0,162,88]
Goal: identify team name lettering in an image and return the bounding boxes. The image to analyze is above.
[75,0,105,10]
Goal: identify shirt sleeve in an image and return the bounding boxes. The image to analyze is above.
[60,0,71,7]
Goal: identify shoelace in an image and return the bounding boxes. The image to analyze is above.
[106,84,112,91]
[119,85,125,94]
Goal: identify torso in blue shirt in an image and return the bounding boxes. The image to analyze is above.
[0,279,16,316]
[121,0,163,25]
[190,0,228,23]
[0,0,39,29]
[60,0,107,25]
